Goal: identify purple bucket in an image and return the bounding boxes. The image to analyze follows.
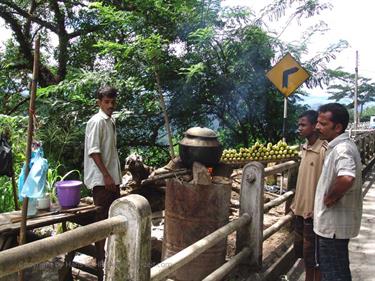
[56,180,82,208]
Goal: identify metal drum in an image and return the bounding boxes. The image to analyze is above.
[162,177,231,281]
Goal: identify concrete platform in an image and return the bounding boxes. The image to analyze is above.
[349,172,375,281]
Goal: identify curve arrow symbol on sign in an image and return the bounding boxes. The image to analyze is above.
[282,67,299,88]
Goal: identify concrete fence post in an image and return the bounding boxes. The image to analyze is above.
[105,194,151,281]
[236,161,264,271]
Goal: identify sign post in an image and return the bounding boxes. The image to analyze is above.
[266,53,310,140]
[282,97,288,140]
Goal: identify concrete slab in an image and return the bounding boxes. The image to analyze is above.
[349,174,375,281]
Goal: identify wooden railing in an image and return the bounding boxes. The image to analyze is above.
[355,131,375,177]
[150,214,251,281]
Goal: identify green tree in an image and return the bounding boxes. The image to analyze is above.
[0,115,28,212]
[361,106,375,122]
[0,0,350,166]
[0,0,104,85]
[327,68,375,118]
[165,3,334,146]
[87,0,210,158]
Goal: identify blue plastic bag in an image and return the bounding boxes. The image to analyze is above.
[18,147,49,200]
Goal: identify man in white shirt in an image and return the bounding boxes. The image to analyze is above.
[314,103,362,281]
[84,86,122,281]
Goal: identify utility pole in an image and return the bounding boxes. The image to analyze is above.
[354,50,359,130]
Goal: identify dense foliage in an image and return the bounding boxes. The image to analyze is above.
[0,0,348,211]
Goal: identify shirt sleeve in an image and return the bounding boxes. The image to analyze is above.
[335,145,356,178]
[318,145,326,175]
[86,119,101,155]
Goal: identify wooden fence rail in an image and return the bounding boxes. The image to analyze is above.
[0,216,127,277]
[264,191,294,213]
[263,214,294,241]
[150,214,251,281]
[0,194,151,281]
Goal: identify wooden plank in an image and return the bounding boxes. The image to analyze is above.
[221,158,299,169]
[141,169,190,186]
[0,206,101,236]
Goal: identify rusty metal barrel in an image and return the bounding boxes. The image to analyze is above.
[162,177,231,281]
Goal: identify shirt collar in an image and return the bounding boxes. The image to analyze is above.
[98,109,111,120]
[302,138,325,153]
[327,132,350,149]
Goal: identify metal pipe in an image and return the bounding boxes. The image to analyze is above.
[0,215,127,277]
[151,214,251,281]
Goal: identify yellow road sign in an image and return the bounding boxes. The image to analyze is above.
[266,53,310,97]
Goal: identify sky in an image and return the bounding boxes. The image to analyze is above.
[223,0,375,109]
[1,0,375,109]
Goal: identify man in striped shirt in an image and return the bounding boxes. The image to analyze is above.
[314,103,362,281]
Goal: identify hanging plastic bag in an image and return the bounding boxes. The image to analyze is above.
[18,147,49,200]
[0,134,13,177]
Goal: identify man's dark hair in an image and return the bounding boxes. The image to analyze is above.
[299,110,318,125]
[96,86,118,100]
[318,103,349,132]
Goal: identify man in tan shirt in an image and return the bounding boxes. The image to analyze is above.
[291,110,327,281]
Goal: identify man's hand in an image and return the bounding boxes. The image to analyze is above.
[90,153,118,192]
[323,195,338,208]
[324,175,355,208]
[103,174,117,192]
